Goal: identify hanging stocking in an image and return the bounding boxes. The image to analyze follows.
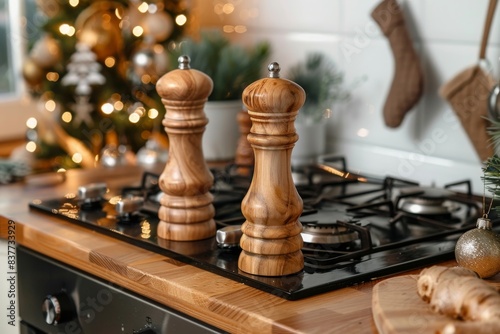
[371,0,424,128]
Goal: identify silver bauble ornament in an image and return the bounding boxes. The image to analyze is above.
[100,143,136,167]
[132,48,155,77]
[136,137,168,166]
[99,145,120,167]
[455,216,500,278]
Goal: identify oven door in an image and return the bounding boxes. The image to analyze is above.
[18,246,225,334]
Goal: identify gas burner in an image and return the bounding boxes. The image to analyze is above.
[396,186,456,216]
[28,161,488,300]
[301,222,359,245]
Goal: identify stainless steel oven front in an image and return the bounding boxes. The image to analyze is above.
[17,246,225,334]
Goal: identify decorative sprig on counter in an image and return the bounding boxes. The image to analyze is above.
[0,159,31,184]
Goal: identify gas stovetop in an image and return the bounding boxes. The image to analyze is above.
[29,157,496,300]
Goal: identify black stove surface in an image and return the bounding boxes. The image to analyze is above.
[28,159,497,300]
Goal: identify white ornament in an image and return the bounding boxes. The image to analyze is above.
[69,95,94,126]
[62,43,105,96]
[62,43,106,126]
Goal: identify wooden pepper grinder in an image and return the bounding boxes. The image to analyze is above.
[238,62,305,276]
[234,109,254,176]
[155,55,216,241]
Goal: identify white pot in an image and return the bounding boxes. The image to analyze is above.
[203,100,242,161]
[292,122,326,167]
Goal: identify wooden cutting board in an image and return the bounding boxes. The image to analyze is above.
[372,275,450,333]
[372,275,500,334]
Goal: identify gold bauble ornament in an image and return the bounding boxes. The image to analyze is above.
[30,34,62,68]
[455,216,500,278]
[22,58,46,87]
[78,25,122,61]
[123,5,144,30]
[142,11,174,42]
[75,3,123,61]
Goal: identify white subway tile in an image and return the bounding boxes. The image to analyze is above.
[192,0,500,188]
[255,0,342,33]
[419,0,499,45]
[340,0,385,36]
[239,31,342,73]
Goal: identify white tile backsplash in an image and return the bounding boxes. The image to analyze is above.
[340,0,386,35]
[245,0,343,33]
[192,0,500,194]
[418,42,483,162]
[420,0,491,43]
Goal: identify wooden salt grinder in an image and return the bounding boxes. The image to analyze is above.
[234,109,254,176]
[238,62,305,276]
[155,55,216,241]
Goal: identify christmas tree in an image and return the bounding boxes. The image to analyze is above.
[22,0,188,170]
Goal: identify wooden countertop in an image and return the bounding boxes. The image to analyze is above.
[0,165,438,334]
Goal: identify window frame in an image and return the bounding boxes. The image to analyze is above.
[0,0,37,142]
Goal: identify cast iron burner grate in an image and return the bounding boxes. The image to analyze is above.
[28,157,497,300]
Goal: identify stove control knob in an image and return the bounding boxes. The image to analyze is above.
[78,182,108,207]
[115,196,144,219]
[42,292,74,325]
[216,225,242,248]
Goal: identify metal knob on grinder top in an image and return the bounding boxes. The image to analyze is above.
[238,62,305,276]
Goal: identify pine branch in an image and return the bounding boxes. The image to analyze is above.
[488,118,500,150]
[0,159,30,184]
[173,30,271,101]
[482,155,500,205]
[287,53,351,122]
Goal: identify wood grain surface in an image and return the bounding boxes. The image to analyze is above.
[156,58,216,241]
[238,67,305,277]
[0,164,451,334]
[235,110,253,175]
[372,275,500,334]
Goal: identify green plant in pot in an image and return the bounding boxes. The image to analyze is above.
[173,31,271,101]
[288,52,350,124]
[171,31,271,161]
[286,52,350,166]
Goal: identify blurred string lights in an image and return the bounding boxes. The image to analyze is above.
[211,1,259,34]
[22,0,188,169]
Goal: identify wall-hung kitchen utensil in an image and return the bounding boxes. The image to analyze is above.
[488,83,500,121]
[439,0,497,162]
[234,109,253,176]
